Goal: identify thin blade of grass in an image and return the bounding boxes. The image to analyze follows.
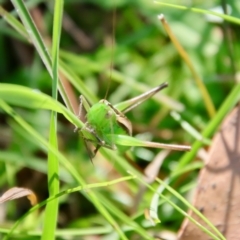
[154,1,240,25]
[59,60,98,105]
[1,176,135,238]
[0,5,96,114]
[0,6,28,40]
[176,83,240,170]
[153,178,226,240]
[129,172,226,240]
[0,176,136,238]
[146,162,204,225]
[0,151,71,182]
[41,0,63,238]
[10,0,72,112]
[158,14,216,118]
[0,101,130,240]
[0,83,83,128]
[170,111,211,145]
[0,84,191,152]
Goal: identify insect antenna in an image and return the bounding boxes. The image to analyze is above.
[102,2,118,160]
[104,2,116,100]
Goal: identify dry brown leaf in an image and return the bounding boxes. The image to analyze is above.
[0,187,37,205]
[178,104,240,240]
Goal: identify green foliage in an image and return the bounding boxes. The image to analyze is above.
[0,0,239,239]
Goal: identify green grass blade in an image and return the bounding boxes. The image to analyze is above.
[59,60,98,105]
[154,1,240,25]
[41,0,63,239]
[0,151,71,182]
[0,84,190,152]
[10,0,72,112]
[0,176,135,238]
[96,194,155,240]
[0,100,129,240]
[11,0,52,75]
[0,5,28,40]
[0,83,83,128]
[177,83,240,169]
[170,111,211,145]
[130,172,226,240]
[43,114,59,239]
[153,178,225,240]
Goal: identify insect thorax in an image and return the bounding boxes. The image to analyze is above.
[86,101,131,137]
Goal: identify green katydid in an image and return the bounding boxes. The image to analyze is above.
[77,82,191,160]
[76,5,190,160]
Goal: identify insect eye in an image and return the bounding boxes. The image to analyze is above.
[106,110,113,119]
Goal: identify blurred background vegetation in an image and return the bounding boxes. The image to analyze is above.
[0,0,239,239]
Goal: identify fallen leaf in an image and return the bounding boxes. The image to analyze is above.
[0,187,37,205]
[178,104,240,240]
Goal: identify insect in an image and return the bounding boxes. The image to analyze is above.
[77,82,190,160]
[76,6,190,161]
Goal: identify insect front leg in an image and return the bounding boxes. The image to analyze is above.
[74,95,91,132]
[82,124,118,153]
[79,125,102,160]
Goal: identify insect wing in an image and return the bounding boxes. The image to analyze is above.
[114,82,168,114]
